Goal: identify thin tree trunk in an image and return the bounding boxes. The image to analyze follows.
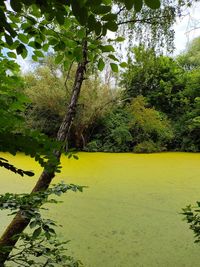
[0,40,88,266]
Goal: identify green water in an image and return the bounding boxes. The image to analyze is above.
[1,152,200,267]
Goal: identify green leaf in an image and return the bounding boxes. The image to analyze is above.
[133,0,143,12]
[92,5,111,14]
[108,54,119,62]
[114,37,125,42]
[5,34,13,46]
[43,43,49,52]
[144,0,160,9]
[110,63,118,72]
[87,0,102,6]
[102,25,107,36]
[30,220,38,229]
[54,41,65,51]
[16,44,25,55]
[34,50,44,58]
[100,45,115,53]
[88,14,96,31]
[105,21,118,32]
[73,46,83,61]
[72,1,88,25]
[23,171,34,176]
[21,47,28,59]
[56,12,65,25]
[55,54,63,64]
[34,50,44,57]
[120,62,128,68]
[31,5,41,18]
[77,28,85,39]
[98,58,105,71]
[21,23,31,30]
[94,21,102,36]
[124,0,134,10]
[7,52,16,59]
[32,41,42,49]
[63,60,70,71]
[102,13,117,21]
[18,34,29,44]
[102,0,112,4]
[32,55,38,61]
[28,41,36,48]
[10,0,22,12]
[32,227,42,239]
[73,155,79,160]
[9,13,20,23]
[48,38,58,46]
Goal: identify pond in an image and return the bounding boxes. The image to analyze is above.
[0,152,200,267]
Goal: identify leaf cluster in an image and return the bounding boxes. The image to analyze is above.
[0,157,34,177]
[0,182,85,266]
[182,203,200,244]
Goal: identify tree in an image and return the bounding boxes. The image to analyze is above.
[24,59,67,138]
[23,59,118,147]
[177,36,200,70]
[175,70,200,151]
[129,96,174,152]
[86,106,133,152]
[121,46,187,118]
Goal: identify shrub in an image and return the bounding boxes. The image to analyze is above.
[133,140,165,153]
[85,140,101,152]
[129,96,174,150]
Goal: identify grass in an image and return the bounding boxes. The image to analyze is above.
[0,152,200,266]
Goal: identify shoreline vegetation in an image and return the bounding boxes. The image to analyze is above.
[22,42,200,154]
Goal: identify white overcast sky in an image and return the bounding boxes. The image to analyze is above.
[174,2,200,54]
[17,3,200,72]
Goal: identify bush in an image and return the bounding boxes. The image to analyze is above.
[85,107,133,152]
[133,140,165,153]
[85,140,101,152]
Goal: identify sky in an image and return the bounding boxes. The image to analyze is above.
[17,3,200,72]
[174,2,200,54]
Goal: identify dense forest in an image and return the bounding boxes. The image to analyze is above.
[0,0,200,266]
[18,37,200,153]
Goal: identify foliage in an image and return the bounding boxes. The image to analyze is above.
[117,0,195,53]
[129,96,174,151]
[173,67,200,151]
[177,37,200,70]
[0,182,85,266]
[24,59,66,137]
[0,157,34,177]
[121,46,187,118]
[86,107,133,152]
[175,96,200,151]
[85,96,173,153]
[182,203,200,244]
[133,140,163,153]
[70,77,119,149]
[0,57,69,174]
[121,44,200,152]
[23,58,119,147]
[0,58,26,134]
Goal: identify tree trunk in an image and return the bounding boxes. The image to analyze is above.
[0,40,88,266]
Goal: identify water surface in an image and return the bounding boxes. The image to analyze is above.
[0,152,200,267]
